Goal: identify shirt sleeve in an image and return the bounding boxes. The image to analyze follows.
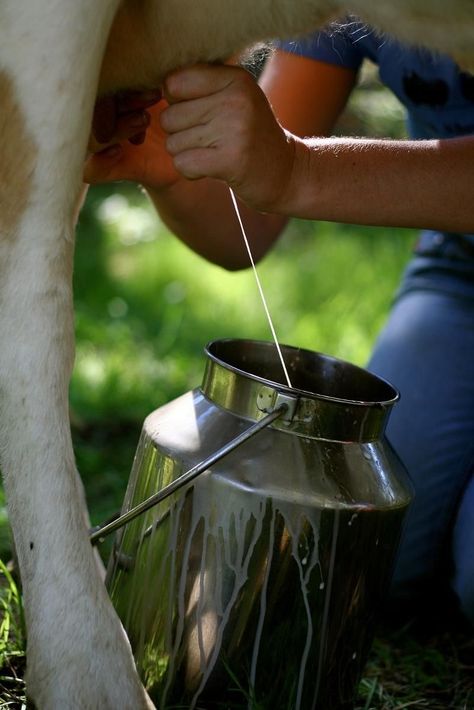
[275,26,365,71]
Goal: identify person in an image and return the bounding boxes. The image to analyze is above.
[85,19,474,624]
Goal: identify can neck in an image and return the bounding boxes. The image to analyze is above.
[201,340,398,443]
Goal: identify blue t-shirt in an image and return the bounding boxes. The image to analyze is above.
[279,22,474,140]
[278,21,474,297]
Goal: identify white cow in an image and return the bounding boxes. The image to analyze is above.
[0,1,473,708]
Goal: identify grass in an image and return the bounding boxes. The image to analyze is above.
[0,185,472,708]
[357,615,474,709]
[0,562,26,708]
[0,558,472,709]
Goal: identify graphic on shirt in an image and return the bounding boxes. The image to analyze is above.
[460,72,474,102]
[402,72,449,107]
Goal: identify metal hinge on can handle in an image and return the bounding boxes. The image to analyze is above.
[90,399,295,546]
[257,388,299,422]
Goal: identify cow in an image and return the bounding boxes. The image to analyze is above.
[0,1,473,708]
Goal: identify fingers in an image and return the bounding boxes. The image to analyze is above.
[159,63,295,210]
[162,103,233,181]
[160,66,251,149]
[172,147,225,181]
[161,92,225,139]
[159,65,258,183]
[164,64,235,103]
[116,89,162,112]
[165,123,211,155]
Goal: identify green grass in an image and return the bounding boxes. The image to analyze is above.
[0,562,26,708]
[0,185,472,708]
[0,554,472,709]
[357,615,474,709]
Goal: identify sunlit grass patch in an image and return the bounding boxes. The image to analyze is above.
[0,562,27,708]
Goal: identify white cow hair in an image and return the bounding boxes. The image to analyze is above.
[0,0,473,708]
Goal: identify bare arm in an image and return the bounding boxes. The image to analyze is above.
[85,52,357,268]
[145,163,285,271]
[279,134,474,232]
[86,90,282,270]
[162,60,474,234]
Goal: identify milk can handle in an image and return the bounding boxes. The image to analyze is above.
[90,403,288,545]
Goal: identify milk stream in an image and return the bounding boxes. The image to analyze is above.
[228,189,293,389]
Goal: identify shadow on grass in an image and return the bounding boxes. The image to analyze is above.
[356,606,474,709]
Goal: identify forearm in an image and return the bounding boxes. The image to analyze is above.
[281,135,474,233]
[147,177,287,270]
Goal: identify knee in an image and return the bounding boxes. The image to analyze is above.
[451,475,474,626]
[452,570,474,625]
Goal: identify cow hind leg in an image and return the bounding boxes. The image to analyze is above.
[0,2,153,708]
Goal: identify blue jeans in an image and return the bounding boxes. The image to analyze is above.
[367,245,474,624]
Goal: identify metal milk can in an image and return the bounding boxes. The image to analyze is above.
[105,338,413,710]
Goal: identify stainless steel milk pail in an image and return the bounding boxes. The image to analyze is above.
[106,339,412,710]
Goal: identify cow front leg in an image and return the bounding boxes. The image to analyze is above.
[0,3,153,708]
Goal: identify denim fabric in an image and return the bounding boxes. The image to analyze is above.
[367,261,474,623]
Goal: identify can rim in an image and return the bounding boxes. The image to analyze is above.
[204,338,399,409]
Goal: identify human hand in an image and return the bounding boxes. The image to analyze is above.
[161,64,297,212]
[85,90,180,190]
